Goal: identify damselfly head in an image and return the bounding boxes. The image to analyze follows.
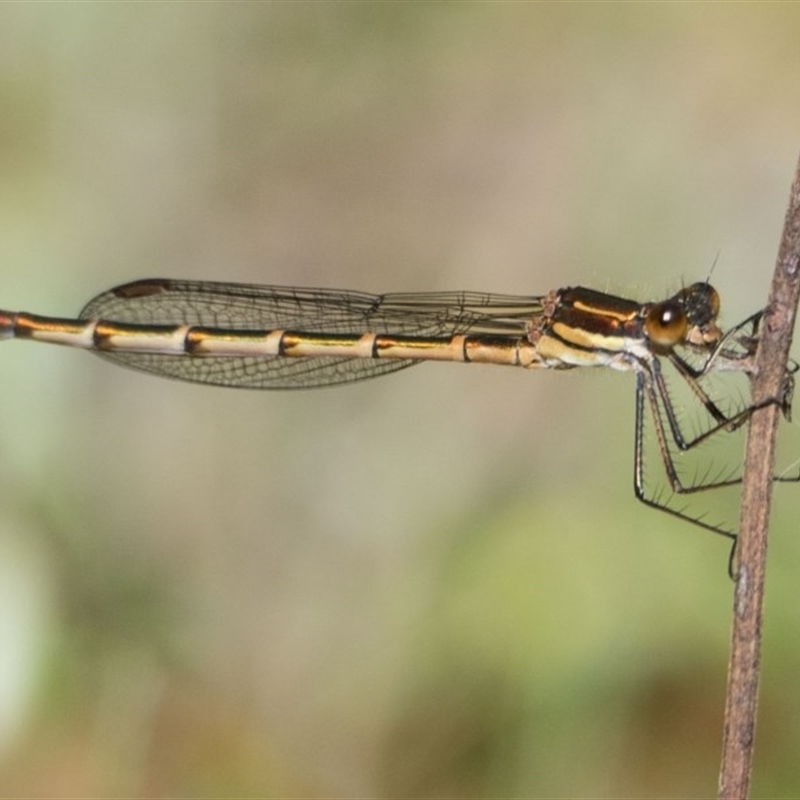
[642,282,723,349]
[676,282,723,347]
[680,282,721,323]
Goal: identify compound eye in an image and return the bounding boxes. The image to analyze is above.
[645,301,688,347]
[705,285,721,319]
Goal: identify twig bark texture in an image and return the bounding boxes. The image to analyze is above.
[718,152,800,799]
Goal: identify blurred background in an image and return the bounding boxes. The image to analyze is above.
[1,4,799,797]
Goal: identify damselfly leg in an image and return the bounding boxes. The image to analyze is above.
[632,309,798,574]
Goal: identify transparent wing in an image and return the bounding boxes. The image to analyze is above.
[79,278,544,389]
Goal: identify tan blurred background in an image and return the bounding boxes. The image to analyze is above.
[1,4,799,797]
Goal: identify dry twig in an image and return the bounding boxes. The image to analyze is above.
[718,152,800,799]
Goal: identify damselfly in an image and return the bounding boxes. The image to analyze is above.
[0,278,795,570]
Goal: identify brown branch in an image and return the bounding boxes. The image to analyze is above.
[718,152,800,799]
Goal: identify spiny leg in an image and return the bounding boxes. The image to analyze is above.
[632,369,739,575]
